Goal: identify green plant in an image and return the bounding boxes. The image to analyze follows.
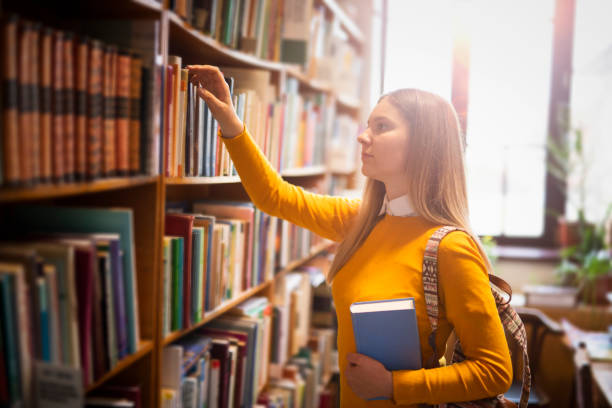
[547,118,612,300]
[481,235,498,266]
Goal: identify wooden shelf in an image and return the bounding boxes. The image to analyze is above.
[163,281,271,346]
[167,11,285,71]
[165,175,242,185]
[0,176,159,203]
[131,0,162,12]
[274,241,335,281]
[85,340,154,393]
[318,0,364,45]
[336,93,361,112]
[281,166,326,178]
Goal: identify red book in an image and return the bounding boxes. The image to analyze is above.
[115,51,131,176]
[29,23,41,183]
[39,27,53,183]
[74,37,88,181]
[87,39,103,179]
[18,20,33,185]
[2,15,20,186]
[73,244,95,387]
[51,30,65,182]
[164,213,195,328]
[210,338,231,408]
[129,54,142,175]
[102,45,117,177]
[91,250,106,380]
[63,32,76,182]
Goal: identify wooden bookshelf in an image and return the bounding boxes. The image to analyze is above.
[165,175,242,185]
[85,340,154,393]
[317,0,365,44]
[0,0,369,405]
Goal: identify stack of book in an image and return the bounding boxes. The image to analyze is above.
[163,62,331,178]
[171,0,314,65]
[0,205,140,406]
[1,16,160,188]
[161,296,272,408]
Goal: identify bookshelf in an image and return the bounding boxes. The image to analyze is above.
[0,0,370,406]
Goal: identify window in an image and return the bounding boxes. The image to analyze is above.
[383,0,573,245]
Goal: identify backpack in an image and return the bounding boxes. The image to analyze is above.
[421,226,531,408]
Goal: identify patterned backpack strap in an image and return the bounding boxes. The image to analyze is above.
[422,225,461,368]
[491,290,532,408]
[422,227,532,408]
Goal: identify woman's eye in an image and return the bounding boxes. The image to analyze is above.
[375,123,386,131]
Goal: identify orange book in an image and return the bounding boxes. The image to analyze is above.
[74,36,88,181]
[39,27,53,183]
[2,15,20,186]
[63,32,75,182]
[115,51,131,176]
[103,45,117,176]
[51,30,65,182]
[18,20,33,185]
[87,39,103,179]
[129,54,142,175]
[30,23,41,183]
[168,55,181,177]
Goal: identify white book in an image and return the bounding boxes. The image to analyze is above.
[182,376,198,408]
[227,344,238,408]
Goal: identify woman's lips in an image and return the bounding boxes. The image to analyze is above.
[361,152,373,160]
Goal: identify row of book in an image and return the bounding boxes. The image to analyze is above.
[163,58,332,178]
[161,200,327,337]
[0,16,161,188]
[172,0,313,65]
[0,206,140,407]
[161,296,272,408]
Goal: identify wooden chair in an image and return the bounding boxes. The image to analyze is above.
[504,307,565,407]
[572,341,593,408]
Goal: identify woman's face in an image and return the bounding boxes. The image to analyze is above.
[357,98,410,184]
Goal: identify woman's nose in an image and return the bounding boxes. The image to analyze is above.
[357,129,371,145]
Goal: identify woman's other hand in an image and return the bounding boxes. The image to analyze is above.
[345,352,393,400]
[187,64,243,138]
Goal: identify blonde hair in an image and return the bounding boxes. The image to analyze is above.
[327,88,492,283]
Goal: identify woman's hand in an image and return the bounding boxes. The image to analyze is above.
[345,353,393,400]
[186,64,243,138]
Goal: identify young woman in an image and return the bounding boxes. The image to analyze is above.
[188,65,513,407]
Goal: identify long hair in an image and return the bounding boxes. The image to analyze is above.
[327,88,492,283]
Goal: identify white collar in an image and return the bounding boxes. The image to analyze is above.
[378,193,417,217]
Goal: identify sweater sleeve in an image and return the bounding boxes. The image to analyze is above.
[221,126,361,242]
[391,231,513,405]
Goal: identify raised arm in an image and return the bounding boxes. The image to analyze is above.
[391,231,513,405]
[188,65,360,242]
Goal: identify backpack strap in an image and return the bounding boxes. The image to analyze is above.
[422,226,532,408]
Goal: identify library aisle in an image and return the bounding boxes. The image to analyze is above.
[0,0,377,407]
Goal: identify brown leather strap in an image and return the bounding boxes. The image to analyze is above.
[489,275,512,305]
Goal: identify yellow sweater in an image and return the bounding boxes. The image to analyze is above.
[222,128,513,406]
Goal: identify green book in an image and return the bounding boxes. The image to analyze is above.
[0,274,22,403]
[172,237,184,331]
[191,227,204,323]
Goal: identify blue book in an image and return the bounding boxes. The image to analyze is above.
[350,297,422,399]
[37,277,51,362]
[0,274,22,403]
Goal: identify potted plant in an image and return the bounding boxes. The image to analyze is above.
[547,121,612,304]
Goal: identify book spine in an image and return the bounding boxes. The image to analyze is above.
[91,255,106,380]
[39,27,53,183]
[116,51,131,176]
[30,23,41,184]
[111,244,128,359]
[51,30,65,182]
[63,32,76,182]
[103,45,117,177]
[2,16,20,186]
[0,275,22,404]
[18,20,33,185]
[87,39,103,179]
[129,54,142,175]
[74,37,88,181]
[37,277,51,362]
[164,65,174,177]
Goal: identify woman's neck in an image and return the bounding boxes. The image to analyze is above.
[384,180,409,201]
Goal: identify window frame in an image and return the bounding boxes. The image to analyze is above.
[450,0,576,248]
